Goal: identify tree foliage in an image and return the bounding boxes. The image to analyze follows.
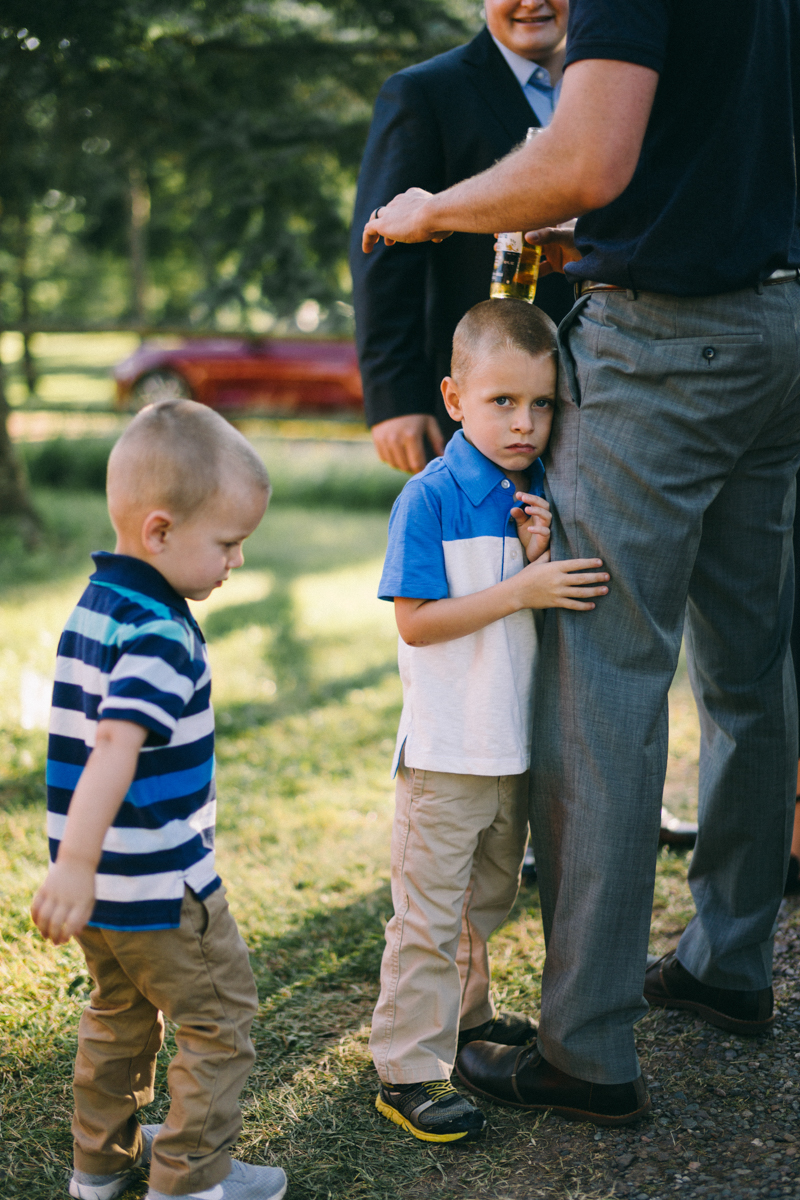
[0,0,480,329]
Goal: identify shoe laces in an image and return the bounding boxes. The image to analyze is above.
[425,1080,459,1102]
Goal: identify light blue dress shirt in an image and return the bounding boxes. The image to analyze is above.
[491,34,562,128]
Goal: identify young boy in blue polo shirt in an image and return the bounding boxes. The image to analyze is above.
[31,400,286,1200]
[371,299,610,1142]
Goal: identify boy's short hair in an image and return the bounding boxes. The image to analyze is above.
[107,399,270,518]
[451,299,558,383]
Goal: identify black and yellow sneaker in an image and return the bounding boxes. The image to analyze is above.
[375,1080,486,1143]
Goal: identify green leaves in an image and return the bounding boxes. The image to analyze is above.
[0,0,480,328]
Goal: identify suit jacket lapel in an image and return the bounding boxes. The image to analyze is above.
[461,26,539,143]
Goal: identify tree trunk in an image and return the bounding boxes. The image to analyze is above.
[0,268,40,540]
[129,165,150,322]
[0,370,40,541]
[17,224,37,397]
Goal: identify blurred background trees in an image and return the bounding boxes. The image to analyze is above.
[0,0,480,336]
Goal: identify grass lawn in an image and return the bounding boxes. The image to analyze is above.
[0,485,701,1200]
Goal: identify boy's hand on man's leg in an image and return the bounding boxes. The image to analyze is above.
[32,858,96,944]
[511,557,610,612]
[511,493,552,562]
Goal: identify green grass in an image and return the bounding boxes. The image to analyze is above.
[0,488,700,1200]
[2,331,140,409]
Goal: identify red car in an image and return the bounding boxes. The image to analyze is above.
[114,337,363,415]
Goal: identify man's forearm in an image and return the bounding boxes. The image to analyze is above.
[363,60,659,250]
[423,129,584,238]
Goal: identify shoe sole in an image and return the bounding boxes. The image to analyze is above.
[658,832,696,848]
[454,1067,651,1127]
[375,1093,484,1143]
[645,991,775,1036]
[69,1179,132,1200]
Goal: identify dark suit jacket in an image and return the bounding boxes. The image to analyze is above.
[350,26,575,437]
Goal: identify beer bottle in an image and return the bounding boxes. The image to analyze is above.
[490,127,542,303]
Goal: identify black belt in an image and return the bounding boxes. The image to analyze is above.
[575,267,800,299]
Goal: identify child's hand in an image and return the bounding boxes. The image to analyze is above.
[510,557,610,611]
[31,858,95,945]
[511,492,552,562]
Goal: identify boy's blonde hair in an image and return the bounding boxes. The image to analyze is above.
[107,399,270,519]
[451,299,558,383]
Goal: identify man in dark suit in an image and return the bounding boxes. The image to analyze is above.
[350,0,574,476]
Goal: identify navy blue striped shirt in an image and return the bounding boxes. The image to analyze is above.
[46,552,220,931]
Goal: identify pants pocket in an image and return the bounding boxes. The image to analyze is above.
[557,293,593,407]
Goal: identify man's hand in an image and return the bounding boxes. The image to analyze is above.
[362,189,454,253]
[32,857,96,945]
[511,492,552,561]
[371,414,445,474]
[511,557,609,611]
[525,220,581,276]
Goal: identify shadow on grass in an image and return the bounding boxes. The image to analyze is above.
[205,572,397,733]
[243,882,544,1087]
[236,887,562,1200]
[217,659,398,735]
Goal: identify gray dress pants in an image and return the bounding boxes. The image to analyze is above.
[531,282,800,1085]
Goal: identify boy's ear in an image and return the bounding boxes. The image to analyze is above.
[141,510,175,554]
[440,376,463,423]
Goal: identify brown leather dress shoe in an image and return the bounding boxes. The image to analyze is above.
[457,1010,538,1054]
[455,1042,650,1127]
[644,951,774,1034]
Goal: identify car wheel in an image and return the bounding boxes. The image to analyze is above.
[129,369,193,408]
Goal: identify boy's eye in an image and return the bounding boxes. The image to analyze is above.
[534,398,553,409]
[493,396,512,407]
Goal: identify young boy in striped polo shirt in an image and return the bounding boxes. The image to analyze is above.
[371,300,610,1142]
[31,401,286,1200]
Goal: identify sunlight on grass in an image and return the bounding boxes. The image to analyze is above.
[0,488,700,1199]
[2,331,140,409]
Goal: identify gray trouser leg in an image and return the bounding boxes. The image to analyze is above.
[530,284,800,1084]
[679,438,798,987]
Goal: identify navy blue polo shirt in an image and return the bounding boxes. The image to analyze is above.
[564,0,800,296]
[379,431,545,777]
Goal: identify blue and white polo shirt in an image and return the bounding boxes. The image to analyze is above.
[379,430,545,777]
[46,552,220,931]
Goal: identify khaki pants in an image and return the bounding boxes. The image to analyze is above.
[73,886,258,1196]
[370,759,529,1083]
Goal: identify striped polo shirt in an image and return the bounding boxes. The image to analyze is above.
[379,431,545,777]
[46,552,220,931]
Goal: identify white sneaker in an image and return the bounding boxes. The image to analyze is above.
[69,1125,161,1200]
[146,1159,287,1200]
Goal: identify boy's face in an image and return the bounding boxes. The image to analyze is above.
[441,348,556,477]
[128,478,268,601]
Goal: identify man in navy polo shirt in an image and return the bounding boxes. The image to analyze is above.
[362,0,800,1122]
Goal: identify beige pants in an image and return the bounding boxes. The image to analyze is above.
[370,758,529,1083]
[73,885,258,1196]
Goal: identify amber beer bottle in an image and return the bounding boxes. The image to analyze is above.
[490,127,542,303]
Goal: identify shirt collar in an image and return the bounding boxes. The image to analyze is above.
[490,33,555,91]
[442,430,519,507]
[90,551,200,631]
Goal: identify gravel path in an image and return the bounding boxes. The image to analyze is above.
[606,895,800,1200]
[412,897,800,1199]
